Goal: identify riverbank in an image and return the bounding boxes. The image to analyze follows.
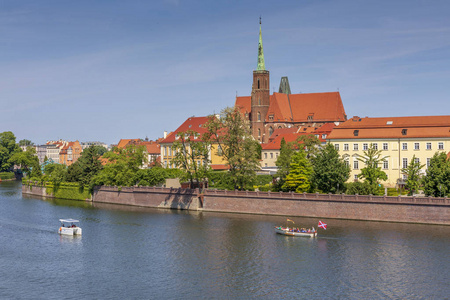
[22,183,450,225]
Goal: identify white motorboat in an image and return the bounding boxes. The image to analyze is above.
[58,219,82,236]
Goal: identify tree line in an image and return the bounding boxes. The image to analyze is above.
[3,108,450,197]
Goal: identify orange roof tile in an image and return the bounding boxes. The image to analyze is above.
[159,116,211,144]
[117,139,141,149]
[327,115,450,139]
[235,96,251,115]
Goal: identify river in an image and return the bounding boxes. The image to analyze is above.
[1,181,449,299]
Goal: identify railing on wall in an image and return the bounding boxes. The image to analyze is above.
[203,189,450,206]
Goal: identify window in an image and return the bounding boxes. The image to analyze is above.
[163,146,167,156]
[438,142,444,150]
[344,159,349,167]
[373,143,378,150]
[258,98,261,105]
[402,129,408,135]
[335,144,340,151]
[322,134,327,139]
[257,79,260,89]
[403,174,408,180]
[276,153,279,158]
[403,158,408,169]
[353,144,359,151]
[257,112,261,121]
[269,115,274,121]
[269,127,274,136]
[353,130,359,136]
[383,143,388,150]
[383,160,389,170]
[258,129,261,137]
[414,143,420,150]
[402,143,408,150]
[265,163,267,167]
[354,174,358,180]
[363,143,368,150]
[414,157,420,164]
[270,153,273,159]
[426,142,432,150]
[427,158,431,168]
[344,144,349,151]
[264,153,267,159]
[353,160,359,170]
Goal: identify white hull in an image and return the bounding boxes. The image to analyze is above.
[59,227,82,236]
[274,227,317,237]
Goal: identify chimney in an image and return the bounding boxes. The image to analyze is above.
[164,131,167,138]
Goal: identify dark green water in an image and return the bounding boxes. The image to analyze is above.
[1,181,449,299]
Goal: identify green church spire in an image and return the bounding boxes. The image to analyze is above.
[257,18,265,71]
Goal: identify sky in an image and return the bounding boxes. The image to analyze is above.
[1,0,450,145]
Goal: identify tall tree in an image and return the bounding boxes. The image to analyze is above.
[0,131,20,171]
[18,139,34,147]
[91,145,146,187]
[357,143,388,186]
[294,134,321,159]
[171,130,210,188]
[282,150,313,193]
[401,155,426,196]
[9,146,41,178]
[311,143,350,193]
[275,137,294,189]
[422,152,450,197]
[205,106,260,190]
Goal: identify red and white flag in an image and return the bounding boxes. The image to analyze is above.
[318,220,327,230]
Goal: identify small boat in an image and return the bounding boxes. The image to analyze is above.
[274,226,317,238]
[58,219,82,236]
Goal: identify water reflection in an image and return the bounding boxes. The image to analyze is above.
[1,181,449,299]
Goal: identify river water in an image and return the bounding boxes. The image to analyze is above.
[0,181,449,299]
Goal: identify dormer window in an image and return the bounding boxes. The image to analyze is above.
[269,114,274,121]
[353,130,359,136]
[307,114,314,121]
[402,129,407,135]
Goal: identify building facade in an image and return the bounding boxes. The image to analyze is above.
[327,116,450,188]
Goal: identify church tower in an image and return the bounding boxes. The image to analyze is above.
[251,19,270,143]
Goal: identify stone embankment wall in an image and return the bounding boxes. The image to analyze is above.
[92,186,201,210]
[23,184,450,225]
[202,190,450,225]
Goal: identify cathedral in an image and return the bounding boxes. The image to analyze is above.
[235,22,347,143]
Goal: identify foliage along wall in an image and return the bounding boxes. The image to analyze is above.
[23,179,91,201]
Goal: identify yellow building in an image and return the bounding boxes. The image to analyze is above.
[327,116,450,188]
[160,116,228,171]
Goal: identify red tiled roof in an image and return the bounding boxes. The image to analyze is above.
[117,139,140,149]
[236,96,251,115]
[138,141,160,154]
[327,115,450,139]
[159,116,211,144]
[235,92,346,123]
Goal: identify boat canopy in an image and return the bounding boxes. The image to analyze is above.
[59,219,80,223]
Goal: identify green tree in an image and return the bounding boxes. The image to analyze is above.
[401,155,426,196]
[91,145,146,187]
[311,143,350,193]
[171,130,210,188]
[47,164,68,186]
[357,143,388,193]
[294,134,320,159]
[66,162,83,182]
[0,131,21,171]
[9,146,41,178]
[422,152,450,197]
[275,138,294,190]
[76,145,104,186]
[282,150,313,193]
[135,167,168,186]
[205,107,260,190]
[18,139,34,147]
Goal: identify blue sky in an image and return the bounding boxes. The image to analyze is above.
[2,0,450,145]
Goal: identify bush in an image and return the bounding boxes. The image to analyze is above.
[346,181,385,195]
[0,172,15,180]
